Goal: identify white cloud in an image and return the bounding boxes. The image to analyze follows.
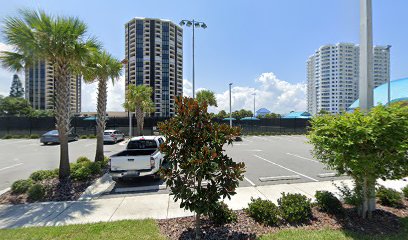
[183,72,306,114]
[81,75,125,112]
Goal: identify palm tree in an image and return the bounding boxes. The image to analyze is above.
[196,89,217,107]
[82,51,122,162]
[0,9,99,179]
[123,85,154,136]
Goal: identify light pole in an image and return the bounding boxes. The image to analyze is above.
[229,83,233,127]
[385,45,392,106]
[179,19,207,98]
[252,92,256,118]
[121,59,132,139]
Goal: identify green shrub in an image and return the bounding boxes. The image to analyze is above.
[30,134,40,139]
[245,198,280,226]
[27,184,45,201]
[377,186,403,207]
[402,186,408,199]
[12,135,23,139]
[314,191,343,214]
[208,202,237,225]
[278,193,312,223]
[3,134,12,139]
[80,135,88,139]
[71,157,102,181]
[71,162,92,181]
[87,135,96,139]
[29,170,58,182]
[335,183,361,206]
[76,156,91,164]
[11,179,34,194]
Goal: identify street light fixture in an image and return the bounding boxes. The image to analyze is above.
[179,19,207,98]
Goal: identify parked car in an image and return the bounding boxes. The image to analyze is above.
[40,130,79,145]
[109,136,165,180]
[103,130,125,143]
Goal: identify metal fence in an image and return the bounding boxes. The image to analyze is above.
[0,116,310,137]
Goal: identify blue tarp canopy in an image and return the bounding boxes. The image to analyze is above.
[240,117,260,120]
[83,116,109,121]
[222,117,236,121]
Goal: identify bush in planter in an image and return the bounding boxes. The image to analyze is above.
[3,134,12,139]
[80,135,88,139]
[246,198,280,226]
[29,170,58,181]
[208,201,237,225]
[71,157,102,181]
[30,134,40,139]
[315,191,343,215]
[11,179,33,194]
[402,186,408,199]
[278,193,312,224]
[376,186,403,207]
[76,156,91,164]
[27,183,45,201]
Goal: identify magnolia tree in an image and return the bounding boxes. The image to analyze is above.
[158,97,245,239]
[308,103,408,219]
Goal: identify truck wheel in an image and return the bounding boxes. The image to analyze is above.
[153,173,161,181]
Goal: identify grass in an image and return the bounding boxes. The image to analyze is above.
[1,218,407,240]
[0,219,165,240]
[260,217,408,240]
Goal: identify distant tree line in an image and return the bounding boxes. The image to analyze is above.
[0,95,54,117]
[213,109,281,119]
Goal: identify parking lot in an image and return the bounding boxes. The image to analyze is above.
[0,135,348,196]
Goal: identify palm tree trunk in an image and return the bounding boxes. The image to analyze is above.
[54,62,71,180]
[95,79,107,162]
[135,107,143,136]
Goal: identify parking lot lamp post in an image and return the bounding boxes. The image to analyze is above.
[229,83,233,127]
[385,45,391,106]
[252,92,256,118]
[179,19,207,98]
[121,58,132,138]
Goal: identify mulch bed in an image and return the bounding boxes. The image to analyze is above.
[158,200,408,240]
[0,174,103,205]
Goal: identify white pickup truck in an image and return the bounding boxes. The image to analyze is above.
[109,136,165,180]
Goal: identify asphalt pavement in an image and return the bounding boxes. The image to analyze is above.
[0,135,348,195]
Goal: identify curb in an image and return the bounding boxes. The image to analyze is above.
[78,173,115,201]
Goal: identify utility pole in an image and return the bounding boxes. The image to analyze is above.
[359,0,374,112]
[229,83,233,127]
[252,92,256,118]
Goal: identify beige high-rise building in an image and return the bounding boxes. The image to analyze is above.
[125,17,183,117]
[25,60,81,113]
[307,43,390,115]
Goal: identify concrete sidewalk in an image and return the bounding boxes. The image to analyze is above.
[0,178,406,229]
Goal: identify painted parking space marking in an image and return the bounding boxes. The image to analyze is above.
[253,155,319,182]
[286,153,320,163]
[0,163,23,172]
[244,176,256,186]
[259,175,301,182]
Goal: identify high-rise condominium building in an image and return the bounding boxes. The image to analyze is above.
[307,43,390,115]
[25,60,81,113]
[125,17,183,117]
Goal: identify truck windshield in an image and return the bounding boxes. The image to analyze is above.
[127,140,157,149]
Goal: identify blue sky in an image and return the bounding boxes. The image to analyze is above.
[0,0,407,113]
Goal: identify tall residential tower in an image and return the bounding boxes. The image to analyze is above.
[307,43,390,115]
[125,17,183,117]
[25,60,81,113]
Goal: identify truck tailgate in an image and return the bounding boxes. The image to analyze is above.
[110,149,156,171]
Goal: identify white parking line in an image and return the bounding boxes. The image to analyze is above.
[0,163,23,172]
[244,176,256,186]
[286,153,320,163]
[253,155,319,182]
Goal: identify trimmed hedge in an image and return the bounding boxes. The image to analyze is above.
[11,179,34,194]
[278,193,312,223]
[314,191,343,215]
[29,170,58,181]
[208,201,237,225]
[246,198,280,226]
[27,184,45,201]
[377,186,403,207]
